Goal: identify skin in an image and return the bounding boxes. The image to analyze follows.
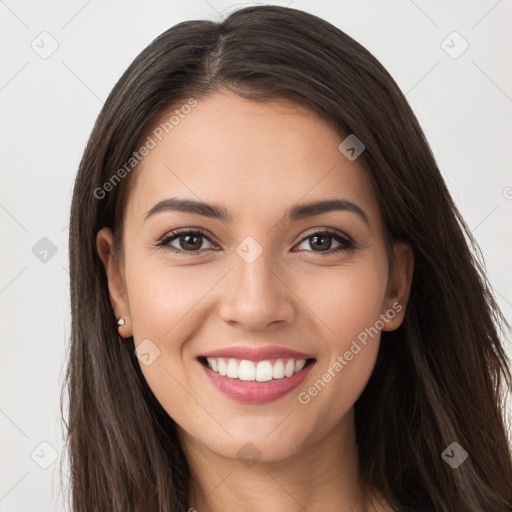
[97,89,414,512]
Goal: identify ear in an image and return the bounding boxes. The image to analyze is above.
[381,242,414,331]
[96,227,132,338]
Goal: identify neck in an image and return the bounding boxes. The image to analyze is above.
[181,408,382,512]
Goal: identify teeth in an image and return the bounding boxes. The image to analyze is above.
[218,358,227,376]
[205,357,308,381]
[256,361,273,382]
[227,359,239,378]
[273,360,284,379]
[239,360,255,381]
[284,359,295,377]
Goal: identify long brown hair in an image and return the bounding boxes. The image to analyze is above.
[63,5,512,511]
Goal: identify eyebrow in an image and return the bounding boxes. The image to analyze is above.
[144,197,370,226]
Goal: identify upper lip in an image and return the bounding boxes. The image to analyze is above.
[200,345,315,362]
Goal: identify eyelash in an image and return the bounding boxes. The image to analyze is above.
[155,228,355,256]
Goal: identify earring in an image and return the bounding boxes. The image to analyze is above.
[117,317,125,326]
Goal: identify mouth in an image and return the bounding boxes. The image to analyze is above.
[198,356,316,381]
[197,355,317,403]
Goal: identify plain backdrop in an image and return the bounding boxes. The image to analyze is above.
[1,0,511,510]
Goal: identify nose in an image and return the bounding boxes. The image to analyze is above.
[218,249,295,331]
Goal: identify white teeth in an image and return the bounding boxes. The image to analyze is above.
[217,358,227,376]
[272,360,285,379]
[284,359,295,377]
[239,360,256,381]
[227,358,239,379]
[205,357,308,381]
[256,361,273,382]
[207,357,218,373]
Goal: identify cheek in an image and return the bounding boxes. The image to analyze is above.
[293,259,387,414]
[294,256,388,348]
[126,256,220,344]
[123,257,216,424]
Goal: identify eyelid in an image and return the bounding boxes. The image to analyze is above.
[292,227,355,255]
[296,227,354,245]
[155,228,218,251]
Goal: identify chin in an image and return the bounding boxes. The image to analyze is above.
[207,435,306,465]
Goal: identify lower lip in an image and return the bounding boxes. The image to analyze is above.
[199,360,315,403]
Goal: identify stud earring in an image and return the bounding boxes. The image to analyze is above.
[117,317,125,326]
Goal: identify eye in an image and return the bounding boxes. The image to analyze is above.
[156,228,355,256]
[156,229,217,254]
[293,229,354,255]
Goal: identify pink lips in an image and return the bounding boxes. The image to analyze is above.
[201,345,314,361]
[198,345,316,404]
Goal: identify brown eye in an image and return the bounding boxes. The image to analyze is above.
[294,230,354,254]
[157,230,216,253]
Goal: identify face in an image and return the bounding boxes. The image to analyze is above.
[97,90,413,464]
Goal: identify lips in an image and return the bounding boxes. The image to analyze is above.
[197,345,316,403]
[200,345,314,361]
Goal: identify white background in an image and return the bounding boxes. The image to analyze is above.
[1,0,511,510]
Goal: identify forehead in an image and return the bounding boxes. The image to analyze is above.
[125,91,381,229]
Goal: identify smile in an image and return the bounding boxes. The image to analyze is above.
[203,357,310,381]
[197,345,316,403]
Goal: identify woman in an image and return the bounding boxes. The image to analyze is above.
[63,5,512,511]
